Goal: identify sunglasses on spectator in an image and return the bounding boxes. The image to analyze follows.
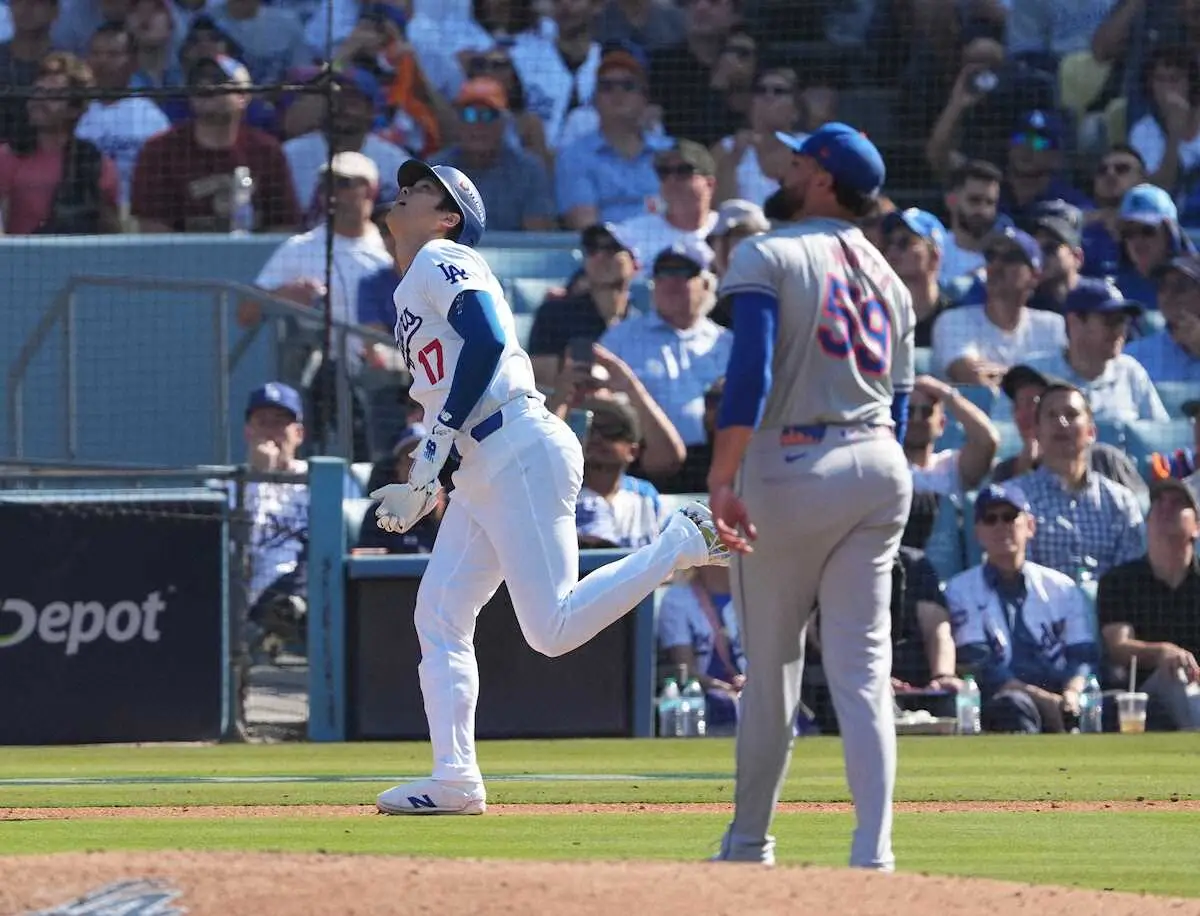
[459,105,500,124]
[1011,132,1054,151]
[655,163,697,179]
[1120,224,1159,240]
[598,77,639,93]
[326,175,367,190]
[1096,160,1135,177]
[908,404,936,419]
[755,82,791,97]
[654,264,700,279]
[980,509,1020,526]
[1039,240,1063,254]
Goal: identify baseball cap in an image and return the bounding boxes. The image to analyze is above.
[455,76,508,111]
[984,226,1042,271]
[709,199,770,239]
[1062,280,1142,318]
[1011,109,1063,149]
[881,207,946,251]
[776,122,886,197]
[1149,477,1199,514]
[974,482,1031,521]
[652,237,715,275]
[598,40,647,78]
[1028,199,1083,248]
[320,150,380,189]
[654,140,716,178]
[1119,183,1178,225]
[188,53,251,88]
[581,222,638,260]
[245,382,303,422]
[999,364,1072,402]
[584,399,642,443]
[1152,252,1200,284]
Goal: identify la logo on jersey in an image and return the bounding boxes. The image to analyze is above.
[437,262,469,284]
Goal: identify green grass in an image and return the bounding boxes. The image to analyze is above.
[4,811,1198,897]
[1,735,1199,898]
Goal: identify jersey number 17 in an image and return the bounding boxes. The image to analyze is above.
[816,275,892,377]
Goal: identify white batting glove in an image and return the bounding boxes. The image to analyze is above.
[407,423,455,491]
[370,483,440,534]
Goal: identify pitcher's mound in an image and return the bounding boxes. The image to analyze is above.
[1,852,1195,916]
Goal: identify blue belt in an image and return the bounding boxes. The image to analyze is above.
[470,408,504,443]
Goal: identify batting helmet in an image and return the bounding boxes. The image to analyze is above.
[396,160,487,248]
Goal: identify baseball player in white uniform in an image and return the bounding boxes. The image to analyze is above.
[707,124,916,869]
[370,160,730,816]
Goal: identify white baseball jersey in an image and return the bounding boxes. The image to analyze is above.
[392,238,540,430]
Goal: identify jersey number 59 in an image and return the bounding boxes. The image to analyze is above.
[816,276,891,376]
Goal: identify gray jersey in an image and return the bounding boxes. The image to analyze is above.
[719,218,916,429]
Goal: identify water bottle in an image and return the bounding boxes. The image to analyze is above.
[657,678,681,738]
[957,675,981,735]
[230,166,255,235]
[1080,675,1104,733]
[681,678,707,737]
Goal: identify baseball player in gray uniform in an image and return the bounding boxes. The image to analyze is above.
[707,123,916,870]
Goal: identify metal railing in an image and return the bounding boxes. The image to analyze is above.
[7,274,398,463]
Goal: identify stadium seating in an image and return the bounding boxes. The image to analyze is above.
[1153,382,1197,419]
[344,497,374,548]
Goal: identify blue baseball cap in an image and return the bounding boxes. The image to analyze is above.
[1012,109,1063,149]
[1063,280,1142,318]
[984,226,1042,271]
[652,236,715,274]
[396,160,487,247]
[881,208,946,251]
[974,482,1031,521]
[246,382,303,422]
[1119,183,1178,225]
[776,122,886,197]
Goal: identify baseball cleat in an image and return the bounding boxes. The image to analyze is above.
[376,778,487,815]
[677,501,731,567]
[710,829,776,865]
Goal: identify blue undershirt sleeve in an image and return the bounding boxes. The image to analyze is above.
[717,291,777,430]
[891,390,910,444]
[440,289,506,430]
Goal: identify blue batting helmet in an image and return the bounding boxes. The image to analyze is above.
[396,160,487,248]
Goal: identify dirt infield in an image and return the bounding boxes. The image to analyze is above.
[2,851,1199,916]
[3,798,1199,820]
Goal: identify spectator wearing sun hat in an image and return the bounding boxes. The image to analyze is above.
[555,42,673,229]
[879,208,953,347]
[1018,284,1168,423]
[930,226,1067,384]
[429,76,556,232]
[1112,183,1199,312]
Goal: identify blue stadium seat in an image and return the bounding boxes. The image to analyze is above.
[344,497,375,548]
[1119,420,1194,475]
[923,493,967,582]
[956,384,995,414]
[1153,381,1196,419]
[992,419,1023,461]
[963,490,984,568]
[482,247,581,282]
[509,277,564,314]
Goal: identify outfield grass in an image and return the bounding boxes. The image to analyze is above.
[1,735,1198,898]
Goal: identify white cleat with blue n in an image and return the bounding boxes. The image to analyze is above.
[376,778,487,816]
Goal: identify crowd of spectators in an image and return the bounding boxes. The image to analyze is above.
[1,0,1196,731]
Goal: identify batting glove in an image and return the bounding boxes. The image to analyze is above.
[371,483,440,534]
[407,423,455,491]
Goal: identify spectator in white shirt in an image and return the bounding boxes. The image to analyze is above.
[904,374,1000,496]
[600,237,731,445]
[932,226,1066,385]
[239,150,392,388]
[1021,283,1169,423]
[75,22,171,208]
[939,158,1004,284]
[616,139,719,280]
[283,65,412,223]
[509,0,602,149]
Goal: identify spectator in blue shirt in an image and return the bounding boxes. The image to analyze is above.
[1127,254,1200,383]
[1080,145,1148,280]
[1112,183,1198,311]
[947,482,1100,733]
[555,43,671,230]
